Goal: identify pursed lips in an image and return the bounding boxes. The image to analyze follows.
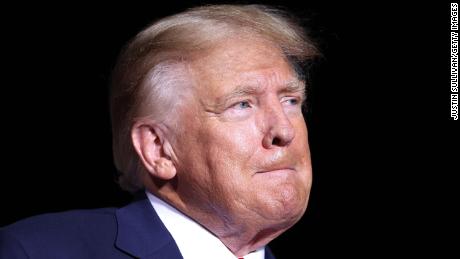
[255,166,296,174]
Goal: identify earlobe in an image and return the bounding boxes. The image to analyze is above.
[152,158,176,180]
[131,122,177,180]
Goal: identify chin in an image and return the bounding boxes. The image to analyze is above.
[252,197,308,246]
[259,183,309,224]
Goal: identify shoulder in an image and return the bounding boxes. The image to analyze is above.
[1,207,117,238]
[1,208,118,258]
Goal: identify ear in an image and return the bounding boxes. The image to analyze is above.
[131,121,177,180]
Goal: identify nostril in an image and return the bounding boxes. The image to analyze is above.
[272,137,281,146]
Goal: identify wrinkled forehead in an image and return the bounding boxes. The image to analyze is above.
[188,37,300,96]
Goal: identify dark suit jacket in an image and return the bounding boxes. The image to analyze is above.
[0,196,276,259]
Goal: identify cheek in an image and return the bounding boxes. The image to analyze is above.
[188,122,261,208]
[204,120,260,166]
[293,117,310,149]
[196,121,261,201]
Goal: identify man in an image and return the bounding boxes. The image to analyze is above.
[1,4,318,258]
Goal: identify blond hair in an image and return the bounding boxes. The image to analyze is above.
[110,4,319,192]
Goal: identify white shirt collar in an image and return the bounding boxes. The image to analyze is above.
[146,191,265,259]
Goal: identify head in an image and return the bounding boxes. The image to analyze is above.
[110,4,318,255]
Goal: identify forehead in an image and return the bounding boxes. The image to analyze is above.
[189,37,297,95]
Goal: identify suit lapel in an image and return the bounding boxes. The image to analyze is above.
[115,195,183,259]
[265,246,276,259]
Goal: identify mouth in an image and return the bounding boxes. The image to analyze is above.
[256,167,296,174]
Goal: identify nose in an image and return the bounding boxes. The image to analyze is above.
[262,103,295,149]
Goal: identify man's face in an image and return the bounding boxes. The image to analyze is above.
[170,37,312,232]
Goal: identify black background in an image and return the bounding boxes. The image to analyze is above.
[1,1,457,257]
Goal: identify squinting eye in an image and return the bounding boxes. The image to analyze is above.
[288,99,298,105]
[236,101,251,109]
[284,98,299,105]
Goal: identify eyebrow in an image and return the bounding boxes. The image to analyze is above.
[279,80,306,97]
[215,80,306,106]
[216,85,261,105]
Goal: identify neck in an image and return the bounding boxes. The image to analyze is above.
[145,182,289,257]
[217,226,285,257]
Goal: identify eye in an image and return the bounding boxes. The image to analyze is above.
[223,100,253,120]
[234,101,252,109]
[283,97,300,106]
[287,98,298,105]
